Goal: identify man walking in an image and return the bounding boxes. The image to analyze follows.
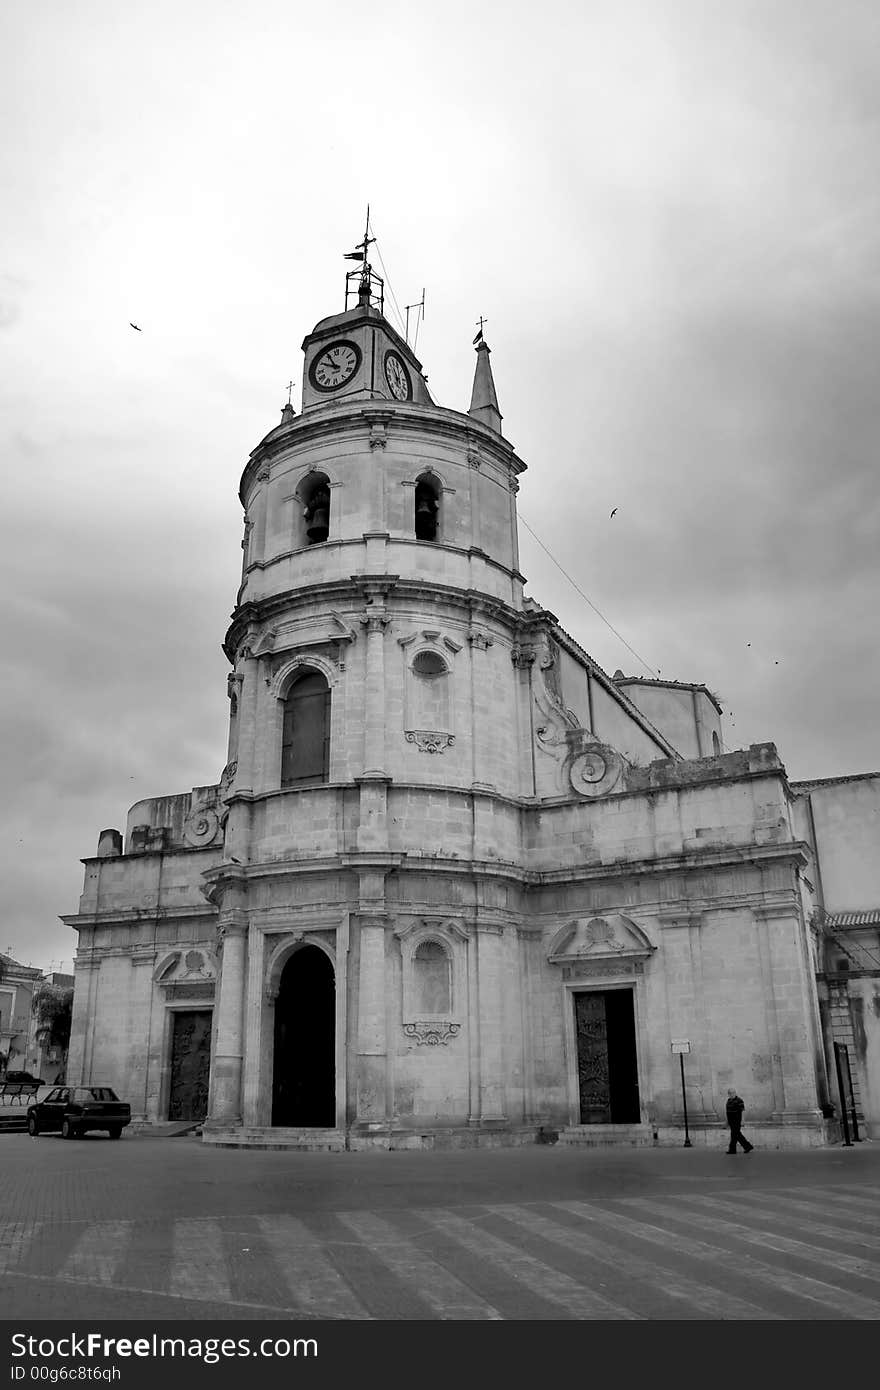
[726,1088,754,1153]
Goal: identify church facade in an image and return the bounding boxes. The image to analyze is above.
[63,262,880,1149]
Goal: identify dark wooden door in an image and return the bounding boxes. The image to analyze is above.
[168,1011,211,1121]
[575,990,640,1124]
[575,993,611,1123]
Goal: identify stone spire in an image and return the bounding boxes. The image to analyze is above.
[468,336,503,434]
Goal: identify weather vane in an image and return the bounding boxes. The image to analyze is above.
[343,204,375,275]
[473,315,487,344]
[343,204,384,312]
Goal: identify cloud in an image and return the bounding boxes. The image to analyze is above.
[3,0,879,971]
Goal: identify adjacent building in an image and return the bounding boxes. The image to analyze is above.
[0,954,49,1079]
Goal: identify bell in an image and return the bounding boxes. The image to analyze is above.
[307,506,329,542]
[415,496,436,540]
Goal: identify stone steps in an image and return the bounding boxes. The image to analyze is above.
[132,1120,203,1138]
[201,1126,346,1151]
[557,1123,656,1148]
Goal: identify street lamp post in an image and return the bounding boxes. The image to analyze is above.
[671,1040,691,1148]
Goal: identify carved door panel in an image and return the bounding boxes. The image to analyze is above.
[168,1011,211,1121]
[575,992,611,1123]
[575,989,641,1124]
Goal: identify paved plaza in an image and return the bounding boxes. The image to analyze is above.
[1,1133,879,1320]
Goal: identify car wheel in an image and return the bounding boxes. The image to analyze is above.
[108,1127,122,1140]
[61,1118,77,1140]
[27,1115,39,1137]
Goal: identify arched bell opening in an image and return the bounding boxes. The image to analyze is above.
[271,945,336,1127]
[301,473,331,545]
[414,474,440,541]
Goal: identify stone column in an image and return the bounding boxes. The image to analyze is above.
[223,646,257,863]
[208,900,248,1127]
[359,604,390,779]
[233,646,259,794]
[226,672,243,767]
[354,912,388,1127]
[252,465,269,562]
[512,648,536,797]
[67,954,99,1087]
[467,449,482,551]
[241,926,266,1127]
[508,476,520,576]
[467,626,495,793]
[475,923,507,1125]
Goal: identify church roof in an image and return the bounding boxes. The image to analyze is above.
[0,952,42,978]
[791,771,880,792]
[612,672,723,715]
[824,909,880,929]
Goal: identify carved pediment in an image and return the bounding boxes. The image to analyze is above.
[153,948,217,996]
[547,914,655,966]
[253,611,356,659]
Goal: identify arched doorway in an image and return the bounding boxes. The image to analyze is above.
[272,945,336,1127]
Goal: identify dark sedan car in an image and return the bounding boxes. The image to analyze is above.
[27,1086,131,1140]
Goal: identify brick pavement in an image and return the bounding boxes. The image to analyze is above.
[2,1134,880,1320]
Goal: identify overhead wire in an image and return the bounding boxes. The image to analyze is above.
[518,511,658,678]
[370,226,408,337]
[366,221,652,680]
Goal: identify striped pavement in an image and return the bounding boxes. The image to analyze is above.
[1,1183,879,1319]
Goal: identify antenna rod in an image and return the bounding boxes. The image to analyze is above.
[405,288,426,348]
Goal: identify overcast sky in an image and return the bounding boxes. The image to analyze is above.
[3,0,879,972]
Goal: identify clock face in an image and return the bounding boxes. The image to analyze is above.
[310,340,360,392]
[384,351,412,401]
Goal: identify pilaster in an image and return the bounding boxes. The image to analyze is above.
[469,921,507,1125]
[359,598,391,780]
[753,901,822,1118]
[659,911,717,1121]
[207,894,248,1127]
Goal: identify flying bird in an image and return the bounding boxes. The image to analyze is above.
[610,507,618,519]
[129,322,142,332]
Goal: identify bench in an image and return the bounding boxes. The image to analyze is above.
[0,1082,40,1105]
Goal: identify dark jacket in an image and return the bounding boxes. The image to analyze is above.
[726,1094,745,1127]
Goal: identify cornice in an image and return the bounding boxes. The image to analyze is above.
[60,905,218,929]
[533,840,809,887]
[224,575,524,659]
[240,401,525,503]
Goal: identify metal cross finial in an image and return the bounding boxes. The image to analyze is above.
[286,380,295,405]
[476,316,487,335]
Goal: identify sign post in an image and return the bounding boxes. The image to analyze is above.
[840,1045,861,1143]
[833,1041,854,1147]
[671,1041,691,1148]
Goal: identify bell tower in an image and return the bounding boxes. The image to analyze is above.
[207,231,532,1137]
